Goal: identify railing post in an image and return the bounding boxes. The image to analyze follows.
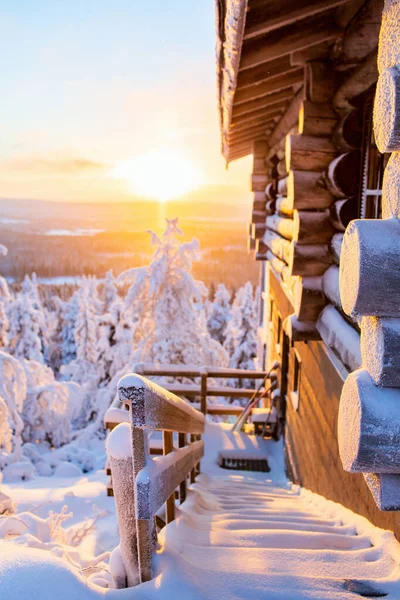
[178,433,187,504]
[200,367,208,415]
[163,430,175,523]
[107,424,140,588]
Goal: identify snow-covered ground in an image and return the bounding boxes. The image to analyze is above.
[2,423,400,599]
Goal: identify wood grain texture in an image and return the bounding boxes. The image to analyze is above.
[298,100,337,137]
[288,169,334,210]
[286,134,337,172]
[289,242,333,277]
[293,209,335,244]
[266,214,294,240]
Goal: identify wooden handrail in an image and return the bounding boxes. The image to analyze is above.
[110,374,205,585]
[133,362,268,379]
[118,373,205,435]
[136,440,204,519]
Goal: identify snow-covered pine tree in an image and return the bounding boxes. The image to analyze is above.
[61,279,99,386]
[7,289,45,363]
[60,289,80,367]
[119,219,228,368]
[207,283,232,345]
[224,282,257,388]
[102,269,118,313]
[0,276,10,348]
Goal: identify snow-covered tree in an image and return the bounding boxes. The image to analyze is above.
[207,283,232,345]
[61,281,99,386]
[119,219,228,368]
[0,276,11,348]
[224,282,257,388]
[101,270,118,313]
[0,351,27,466]
[60,291,80,367]
[7,290,45,363]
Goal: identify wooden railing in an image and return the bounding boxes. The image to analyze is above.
[108,373,205,586]
[105,363,269,429]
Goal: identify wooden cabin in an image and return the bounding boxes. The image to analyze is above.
[215,0,400,537]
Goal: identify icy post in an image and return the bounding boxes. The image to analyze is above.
[106,422,139,588]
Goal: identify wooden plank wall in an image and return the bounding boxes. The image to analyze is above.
[268,268,400,540]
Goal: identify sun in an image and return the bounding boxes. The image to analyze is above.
[110,148,202,202]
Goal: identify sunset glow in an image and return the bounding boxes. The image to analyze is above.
[110,149,203,202]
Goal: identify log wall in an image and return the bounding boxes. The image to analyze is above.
[269,267,400,540]
[338,0,400,510]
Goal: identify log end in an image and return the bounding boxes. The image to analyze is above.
[338,370,362,473]
[374,67,400,153]
[339,220,362,317]
[364,472,400,511]
[382,151,400,219]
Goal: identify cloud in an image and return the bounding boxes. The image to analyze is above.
[0,157,108,175]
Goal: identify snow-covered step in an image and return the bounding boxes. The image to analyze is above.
[171,521,371,551]
[163,536,389,579]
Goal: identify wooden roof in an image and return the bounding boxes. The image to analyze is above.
[215,0,366,162]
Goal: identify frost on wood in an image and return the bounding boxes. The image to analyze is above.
[136,440,204,519]
[377,0,400,73]
[216,0,249,156]
[107,424,141,585]
[338,368,400,473]
[374,67,400,152]
[340,218,400,317]
[361,316,400,386]
[118,373,205,434]
[382,152,400,218]
[316,305,361,372]
[364,472,400,511]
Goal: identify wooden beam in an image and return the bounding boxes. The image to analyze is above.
[294,276,326,321]
[286,134,337,172]
[240,20,342,71]
[293,209,335,244]
[232,105,286,126]
[288,169,334,210]
[244,0,349,41]
[267,88,305,157]
[333,0,383,67]
[233,89,293,118]
[235,69,303,105]
[230,114,280,134]
[333,48,378,113]
[228,125,276,145]
[299,101,337,137]
[236,55,293,89]
[289,242,333,276]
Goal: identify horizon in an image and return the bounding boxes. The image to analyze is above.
[1,1,251,206]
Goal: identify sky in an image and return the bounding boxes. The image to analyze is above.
[0,0,251,204]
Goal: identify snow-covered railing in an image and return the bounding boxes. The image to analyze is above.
[107,373,205,586]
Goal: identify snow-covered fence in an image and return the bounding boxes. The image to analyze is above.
[107,373,205,586]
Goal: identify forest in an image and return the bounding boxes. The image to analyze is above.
[0,219,258,478]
